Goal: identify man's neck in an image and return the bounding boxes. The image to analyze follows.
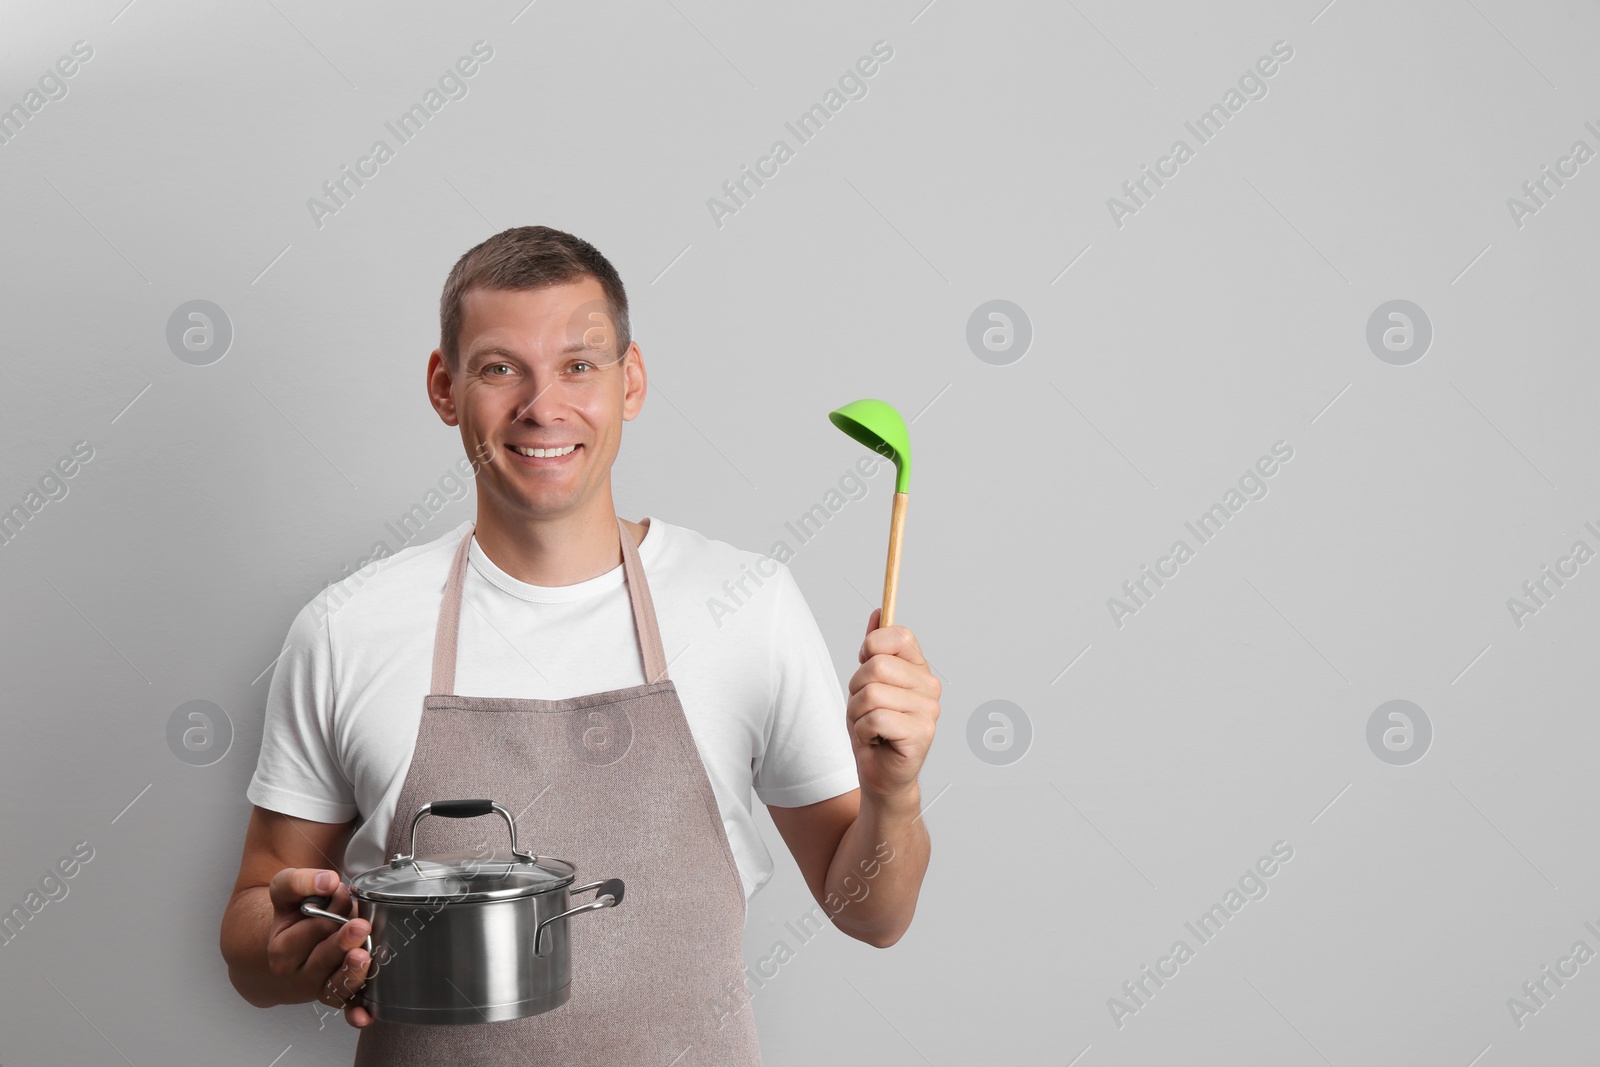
[472,498,646,587]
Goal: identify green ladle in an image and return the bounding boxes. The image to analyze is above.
[828,399,912,631]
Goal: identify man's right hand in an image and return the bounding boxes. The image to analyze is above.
[220,808,373,1027]
[266,867,374,1027]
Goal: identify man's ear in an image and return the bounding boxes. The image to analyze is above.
[427,349,458,426]
[621,342,646,422]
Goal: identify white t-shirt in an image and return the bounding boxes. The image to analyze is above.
[247,516,861,902]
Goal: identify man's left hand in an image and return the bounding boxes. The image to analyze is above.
[847,607,940,802]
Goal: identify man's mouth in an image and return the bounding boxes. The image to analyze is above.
[508,444,578,459]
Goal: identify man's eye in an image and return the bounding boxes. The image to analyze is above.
[570,361,593,373]
[486,363,513,376]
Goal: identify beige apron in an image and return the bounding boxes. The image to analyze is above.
[353,517,763,1066]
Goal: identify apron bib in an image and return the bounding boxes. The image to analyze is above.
[353,517,762,1066]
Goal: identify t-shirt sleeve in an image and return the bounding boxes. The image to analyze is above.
[752,564,861,808]
[246,591,360,823]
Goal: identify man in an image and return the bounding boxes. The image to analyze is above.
[219,225,940,1063]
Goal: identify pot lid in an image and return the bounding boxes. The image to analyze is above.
[353,848,576,904]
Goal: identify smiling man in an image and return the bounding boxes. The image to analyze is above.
[219,225,939,1064]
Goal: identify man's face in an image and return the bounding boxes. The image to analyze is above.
[430,277,643,522]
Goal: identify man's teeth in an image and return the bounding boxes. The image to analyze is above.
[510,444,577,458]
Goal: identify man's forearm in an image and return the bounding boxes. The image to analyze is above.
[823,785,930,948]
[221,887,294,1007]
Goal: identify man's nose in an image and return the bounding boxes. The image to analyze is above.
[510,371,572,423]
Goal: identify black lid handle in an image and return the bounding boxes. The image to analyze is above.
[392,799,533,866]
[430,799,494,819]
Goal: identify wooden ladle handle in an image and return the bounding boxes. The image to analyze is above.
[869,492,910,747]
[881,491,908,630]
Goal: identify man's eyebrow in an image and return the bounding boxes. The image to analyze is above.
[466,341,593,362]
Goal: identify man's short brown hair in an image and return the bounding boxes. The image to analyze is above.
[439,225,631,370]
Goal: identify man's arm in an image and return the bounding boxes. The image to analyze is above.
[769,786,930,948]
[219,806,376,1027]
[769,606,940,948]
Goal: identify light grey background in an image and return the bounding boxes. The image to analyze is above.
[1,0,1594,1064]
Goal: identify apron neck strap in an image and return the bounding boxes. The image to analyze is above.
[430,517,670,695]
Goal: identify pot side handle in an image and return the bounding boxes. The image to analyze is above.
[533,878,625,958]
[301,895,375,959]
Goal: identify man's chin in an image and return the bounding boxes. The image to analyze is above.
[484,491,583,520]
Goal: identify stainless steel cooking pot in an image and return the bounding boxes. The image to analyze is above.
[301,798,624,1025]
